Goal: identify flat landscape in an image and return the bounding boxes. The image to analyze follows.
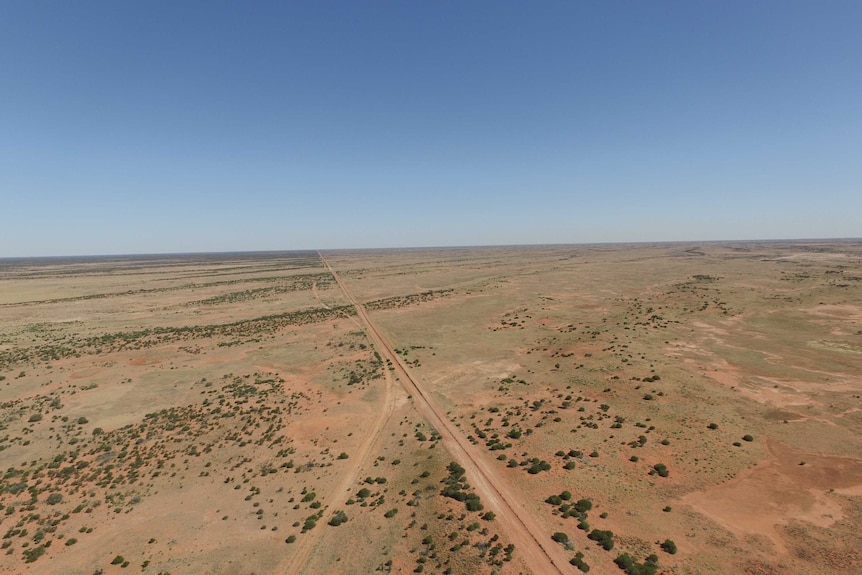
[1,241,860,575]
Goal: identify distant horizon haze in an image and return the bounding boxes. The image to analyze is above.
[2,237,861,262]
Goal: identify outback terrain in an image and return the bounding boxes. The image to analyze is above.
[0,242,860,575]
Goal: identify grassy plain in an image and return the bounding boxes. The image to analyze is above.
[1,242,860,575]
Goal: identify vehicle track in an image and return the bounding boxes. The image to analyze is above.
[279,290,397,574]
[320,254,572,575]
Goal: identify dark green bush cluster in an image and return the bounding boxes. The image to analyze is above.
[545,491,593,521]
[302,511,323,532]
[23,545,46,563]
[440,462,483,512]
[545,494,563,505]
[328,510,348,526]
[588,529,614,551]
[614,552,658,575]
[628,435,648,448]
[570,551,590,572]
[526,458,552,474]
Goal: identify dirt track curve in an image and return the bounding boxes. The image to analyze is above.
[279,300,397,574]
[320,253,572,575]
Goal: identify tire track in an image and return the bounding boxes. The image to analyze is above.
[279,278,397,574]
[320,253,572,575]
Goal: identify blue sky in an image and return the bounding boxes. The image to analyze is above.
[1,1,860,256]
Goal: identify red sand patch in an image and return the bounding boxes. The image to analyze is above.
[681,439,862,553]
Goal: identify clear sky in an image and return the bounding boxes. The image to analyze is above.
[2,1,860,257]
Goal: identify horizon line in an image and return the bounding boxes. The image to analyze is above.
[1,236,860,262]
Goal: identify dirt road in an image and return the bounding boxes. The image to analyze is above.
[279,307,397,574]
[320,254,572,575]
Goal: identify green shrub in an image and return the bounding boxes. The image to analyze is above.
[570,551,590,572]
[527,459,551,474]
[588,529,614,550]
[660,539,677,554]
[614,552,658,575]
[23,545,46,563]
[652,463,669,478]
[328,511,348,526]
[465,496,483,512]
[302,517,317,531]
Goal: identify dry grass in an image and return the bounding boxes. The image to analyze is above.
[1,241,860,574]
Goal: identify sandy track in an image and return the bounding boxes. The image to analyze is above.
[310,280,331,309]
[279,309,397,574]
[321,254,571,575]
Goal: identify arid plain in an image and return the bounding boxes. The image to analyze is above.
[0,242,860,575]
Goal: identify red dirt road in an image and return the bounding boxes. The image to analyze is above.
[321,254,572,575]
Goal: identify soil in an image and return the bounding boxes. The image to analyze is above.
[1,241,860,574]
